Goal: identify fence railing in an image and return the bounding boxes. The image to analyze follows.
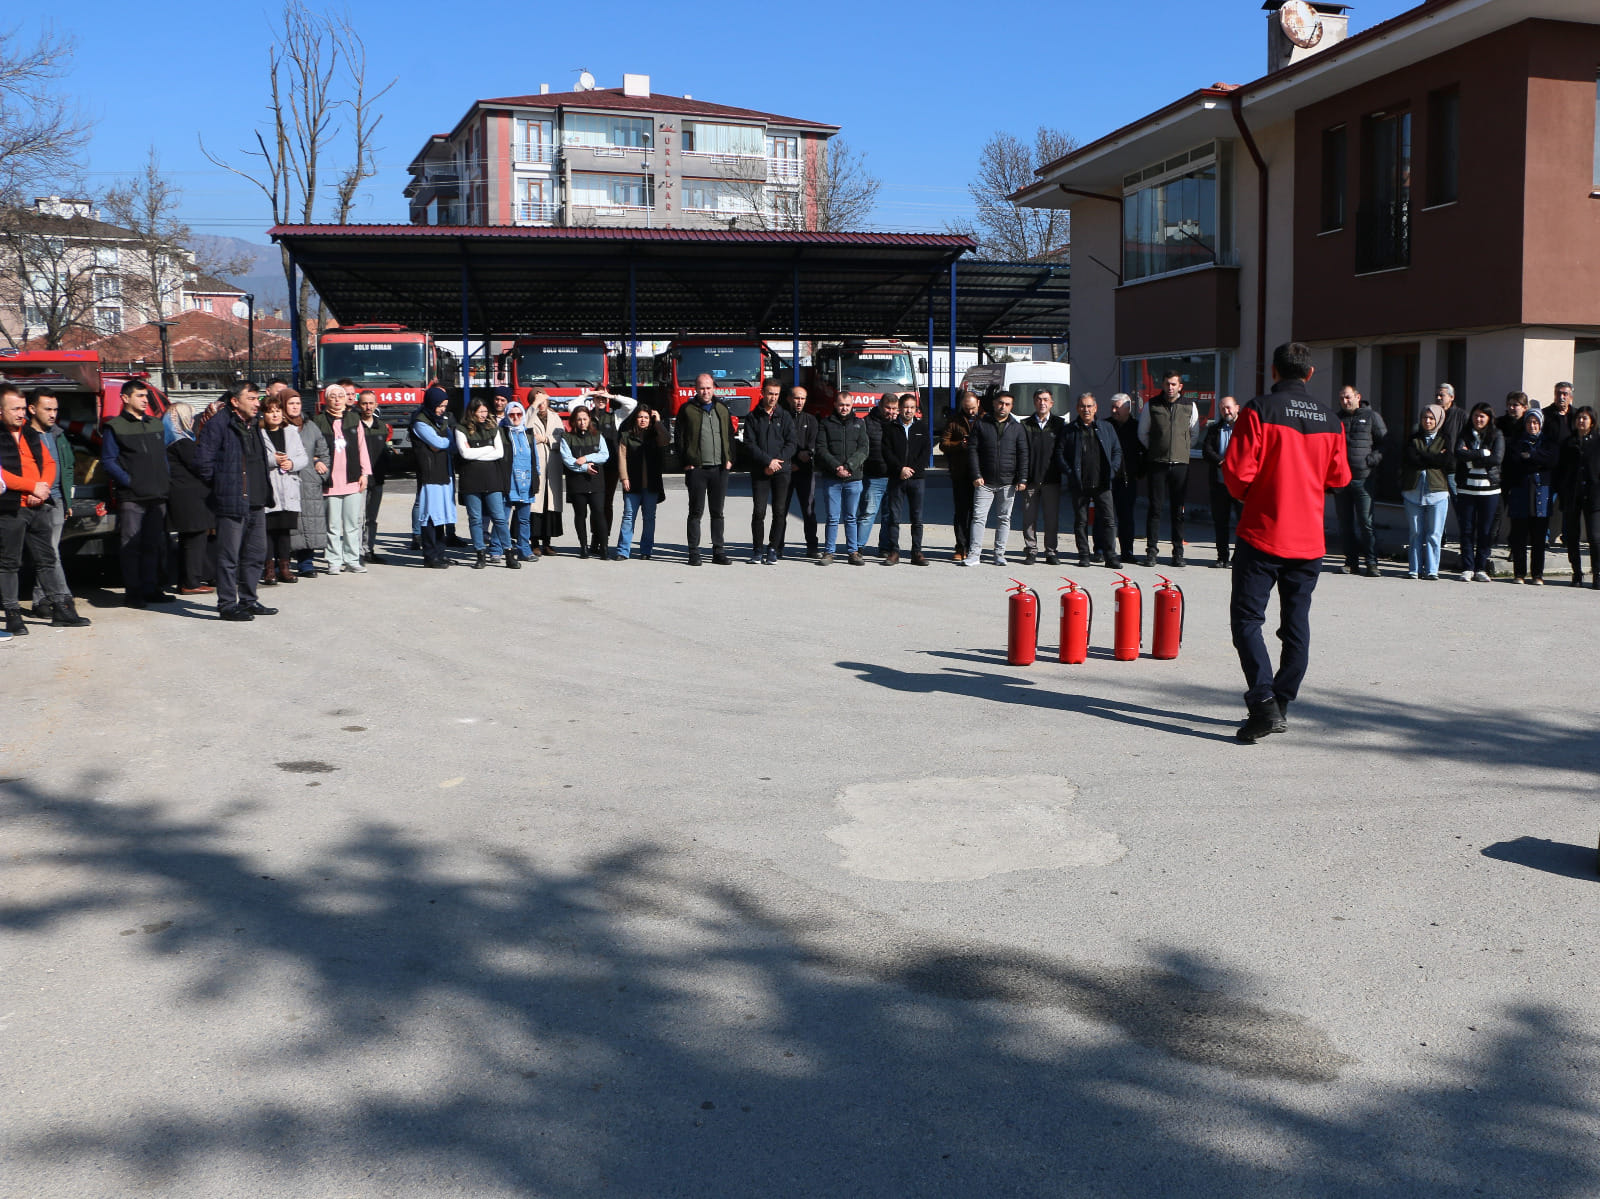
[515,201,558,224]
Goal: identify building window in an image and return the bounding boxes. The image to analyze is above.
[563,114,652,150]
[682,178,758,215]
[1575,338,1600,401]
[515,118,554,163]
[94,246,119,268]
[682,121,763,157]
[93,274,120,302]
[1436,338,1467,405]
[1337,346,1358,389]
[516,177,553,222]
[1321,126,1347,232]
[1427,86,1459,206]
[23,305,46,327]
[94,307,122,334]
[1121,142,1230,282]
[570,171,654,209]
[1357,110,1411,273]
[766,135,800,182]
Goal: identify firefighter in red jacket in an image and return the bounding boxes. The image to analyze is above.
[1223,342,1351,743]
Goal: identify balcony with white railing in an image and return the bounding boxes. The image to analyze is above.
[766,157,801,184]
[514,143,555,166]
[515,201,559,224]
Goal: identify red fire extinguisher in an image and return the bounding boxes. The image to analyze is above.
[1113,573,1142,661]
[1007,579,1040,666]
[1058,579,1092,664]
[1151,574,1185,660]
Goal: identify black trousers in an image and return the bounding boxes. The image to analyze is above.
[751,472,791,551]
[570,492,606,553]
[788,461,819,551]
[950,468,976,555]
[119,498,168,598]
[883,477,925,553]
[176,530,212,589]
[1566,508,1600,573]
[684,465,728,553]
[1112,477,1138,558]
[1145,463,1187,554]
[1,504,65,608]
[1070,487,1117,558]
[214,507,266,611]
[1230,539,1320,709]
[1510,515,1549,578]
[420,522,447,563]
[1210,481,1241,563]
[363,480,384,556]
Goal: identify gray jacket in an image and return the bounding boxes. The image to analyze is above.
[260,426,309,513]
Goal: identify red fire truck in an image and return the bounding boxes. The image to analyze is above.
[804,338,920,417]
[316,324,448,456]
[0,348,167,572]
[654,337,783,421]
[507,335,619,421]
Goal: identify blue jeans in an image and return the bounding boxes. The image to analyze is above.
[1456,492,1499,574]
[464,491,509,554]
[855,476,888,552]
[618,491,657,558]
[1403,488,1449,576]
[822,478,863,554]
[505,500,532,557]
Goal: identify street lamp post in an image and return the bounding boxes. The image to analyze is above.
[152,320,176,392]
[245,293,255,384]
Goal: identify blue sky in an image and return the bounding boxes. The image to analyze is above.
[49,0,1416,244]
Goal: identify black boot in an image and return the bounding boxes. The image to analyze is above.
[50,598,91,628]
[472,551,487,570]
[1236,700,1287,744]
[506,549,521,569]
[4,605,27,636]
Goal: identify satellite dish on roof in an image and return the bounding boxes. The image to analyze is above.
[1279,0,1324,50]
[575,69,596,91]
[231,300,248,320]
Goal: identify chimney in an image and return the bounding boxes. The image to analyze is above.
[539,83,550,95]
[1264,1,1350,73]
[623,73,650,98]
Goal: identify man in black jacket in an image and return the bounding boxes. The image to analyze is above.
[1332,386,1387,575]
[673,374,735,565]
[355,390,391,563]
[814,390,869,564]
[785,386,821,558]
[940,391,981,561]
[100,378,174,606]
[1108,395,1143,564]
[195,381,277,622]
[1058,392,1123,569]
[1544,381,1576,551]
[744,378,798,564]
[1201,396,1243,568]
[1016,390,1066,565]
[881,392,930,565]
[964,392,1029,567]
[855,393,897,557]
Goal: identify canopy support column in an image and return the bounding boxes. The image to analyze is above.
[287,257,301,393]
[628,260,639,399]
[460,260,471,398]
[926,286,936,468]
[792,263,801,396]
[948,261,958,415]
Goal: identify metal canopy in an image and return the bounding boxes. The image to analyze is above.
[267,225,1071,342]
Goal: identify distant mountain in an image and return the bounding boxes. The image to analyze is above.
[187,235,290,315]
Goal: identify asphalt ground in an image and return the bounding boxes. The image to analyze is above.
[3,475,1597,1197]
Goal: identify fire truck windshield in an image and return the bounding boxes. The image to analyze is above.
[319,340,427,385]
[515,345,605,388]
[677,345,762,387]
[837,351,916,392]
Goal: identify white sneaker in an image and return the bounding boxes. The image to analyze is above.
[961,558,975,568]
[994,557,1008,568]
[1460,570,1474,582]
[346,564,368,574]
[1474,571,1491,582]
[327,564,344,575]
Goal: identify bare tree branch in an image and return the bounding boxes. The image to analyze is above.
[727,139,881,233]
[0,25,90,208]
[954,127,1077,261]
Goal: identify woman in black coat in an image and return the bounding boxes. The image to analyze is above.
[559,405,611,558]
[163,403,214,594]
[1557,405,1600,589]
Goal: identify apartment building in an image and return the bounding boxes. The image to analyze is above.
[1018,0,1600,496]
[405,74,837,231]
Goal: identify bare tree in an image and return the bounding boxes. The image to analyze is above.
[203,1,393,381]
[730,139,881,232]
[0,26,89,209]
[0,208,118,348]
[952,127,1077,261]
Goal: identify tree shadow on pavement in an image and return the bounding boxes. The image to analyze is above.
[1480,837,1599,881]
[3,774,1598,1196]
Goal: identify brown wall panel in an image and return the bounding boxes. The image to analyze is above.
[1114,266,1241,357]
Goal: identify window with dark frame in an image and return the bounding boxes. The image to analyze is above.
[1592,72,1599,191]
[1321,126,1347,232]
[1427,86,1460,206]
[1337,346,1358,389]
[1358,110,1412,273]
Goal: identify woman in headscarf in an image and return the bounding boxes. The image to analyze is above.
[617,403,668,560]
[164,402,215,594]
[526,388,566,555]
[560,404,610,557]
[454,396,511,569]
[1503,405,1557,584]
[284,391,330,577]
[410,386,457,568]
[1400,403,1454,580]
[258,393,309,585]
[1556,404,1600,589]
[1453,402,1504,583]
[501,401,538,568]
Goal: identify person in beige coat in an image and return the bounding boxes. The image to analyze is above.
[526,388,566,555]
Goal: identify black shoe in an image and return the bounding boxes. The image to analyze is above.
[245,600,278,616]
[369,553,386,565]
[818,553,834,565]
[688,553,703,566]
[1142,552,1157,568]
[1236,701,1287,744]
[1170,553,1185,568]
[146,592,177,604]
[1044,552,1059,566]
[712,553,732,565]
[1091,551,1105,565]
[4,606,27,636]
[1023,550,1037,565]
[218,605,254,622]
[408,538,421,552]
[424,557,450,569]
[49,598,91,628]
[1363,562,1380,577]
[806,547,821,560]
[847,551,864,566]
[1105,557,1123,570]
[473,551,487,569]
[1078,554,1092,569]
[125,594,147,609]
[506,551,521,570]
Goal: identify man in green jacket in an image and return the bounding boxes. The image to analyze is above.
[673,374,734,565]
[26,390,89,626]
